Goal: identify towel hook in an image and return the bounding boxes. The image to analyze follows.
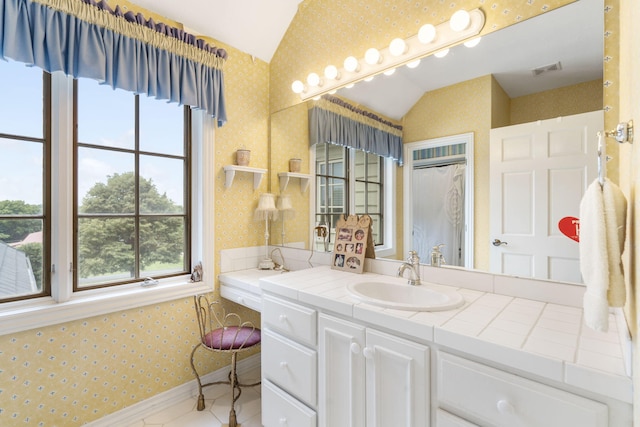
[605,120,634,144]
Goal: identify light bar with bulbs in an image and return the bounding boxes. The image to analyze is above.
[292,8,485,100]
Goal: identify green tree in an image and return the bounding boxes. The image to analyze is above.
[0,200,41,242]
[19,242,43,290]
[78,172,183,278]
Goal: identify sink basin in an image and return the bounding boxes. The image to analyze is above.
[347,280,464,312]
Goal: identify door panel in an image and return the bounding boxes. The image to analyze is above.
[490,110,603,283]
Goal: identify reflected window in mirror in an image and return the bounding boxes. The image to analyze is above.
[314,142,395,256]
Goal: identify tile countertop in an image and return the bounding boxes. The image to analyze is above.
[257,266,633,405]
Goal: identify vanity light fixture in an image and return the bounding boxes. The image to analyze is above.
[389,38,407,56]
[434,48,450,58]
[324,64,340,80]
[364,47,382,65]
[291,80,305,94]
[292,8,485,100]
[450,9,471,32]
[307,72,322,87]
[343,56,360,72]
[417,23,436,44]
[464,37,482,48]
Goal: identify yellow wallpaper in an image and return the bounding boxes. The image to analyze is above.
[510,79,604,125]
[269,102,311,248]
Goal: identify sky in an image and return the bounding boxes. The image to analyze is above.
[0,59,185,208]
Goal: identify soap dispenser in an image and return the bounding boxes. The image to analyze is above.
[430,244,445,267]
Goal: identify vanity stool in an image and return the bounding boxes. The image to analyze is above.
[190,294,261,427]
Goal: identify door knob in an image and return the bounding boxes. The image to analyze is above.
[492,239,508,246]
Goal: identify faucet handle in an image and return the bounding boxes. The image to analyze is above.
[408,250,419,263]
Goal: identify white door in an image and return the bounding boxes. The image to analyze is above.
[489,110,603,283]
[365,328,430,427]
[318,314,366,427]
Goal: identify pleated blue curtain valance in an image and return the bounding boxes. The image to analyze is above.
[309,96,403,165]
[0,0,227,125]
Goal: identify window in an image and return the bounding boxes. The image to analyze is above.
[0,60,210,333]
[74,79,190,289]
[0,60,50,302]
[315,142,394,255]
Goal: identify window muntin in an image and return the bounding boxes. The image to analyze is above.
[0,60,50,302]
[74,78,190,290]
[315,142,386,250]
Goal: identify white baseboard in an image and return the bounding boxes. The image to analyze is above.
[86,354,261,426]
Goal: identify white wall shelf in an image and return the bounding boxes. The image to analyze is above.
[224,165,267,190]
[278,172,311,193]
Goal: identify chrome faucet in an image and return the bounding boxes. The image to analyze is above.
[397,250,421,286]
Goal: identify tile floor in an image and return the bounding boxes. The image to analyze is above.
[125,366,262,427]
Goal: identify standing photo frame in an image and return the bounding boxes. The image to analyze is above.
[331,214,375,274]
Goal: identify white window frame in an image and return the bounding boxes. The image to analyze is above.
[310,144,396,258]
[0,72,213,336]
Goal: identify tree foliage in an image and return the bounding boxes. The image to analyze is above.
[78,172,184,278]
[0,200,41,242]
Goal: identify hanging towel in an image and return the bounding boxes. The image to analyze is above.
[603,178,627,306]
[579,178,627,332]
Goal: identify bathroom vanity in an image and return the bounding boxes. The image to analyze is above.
[221,263,633,427]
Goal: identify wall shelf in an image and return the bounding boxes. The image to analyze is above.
[224,165,267,190]
[278,172,311,193]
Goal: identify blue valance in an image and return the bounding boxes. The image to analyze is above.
[0,0,227,125]
[309,96,403,165]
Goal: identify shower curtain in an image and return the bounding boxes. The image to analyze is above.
[412,163,465,266]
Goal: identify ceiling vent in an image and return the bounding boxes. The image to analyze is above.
[531,62,562,76]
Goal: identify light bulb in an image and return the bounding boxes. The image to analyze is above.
[291,80,305,94]
[389,38,407,56]
[406,59,421,69]
[344,56,360,72]
[364,76,374,82]
[434,49,449,58]
[450,10,471,32]
[345,83,355,89]
[364,48,382,65]
[464,37,482,48]
[324,65,340,80]
[418,24,436,44]
[384,68,396,76]
[307,72,321,87]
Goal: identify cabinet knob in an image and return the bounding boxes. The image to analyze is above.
[362,347,374,359]
[279,314,287,323]
[279,361,288,369]
[279,417,288,425]
[496,399,515,415]
[350,342,361,354]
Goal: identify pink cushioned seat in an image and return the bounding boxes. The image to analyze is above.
[204,326,261,350]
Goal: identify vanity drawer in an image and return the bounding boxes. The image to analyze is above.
[436,409,479,427]
[262,379,316,427]
[263,294,317,345]
[437,352,608,427]
[262,328,317,407]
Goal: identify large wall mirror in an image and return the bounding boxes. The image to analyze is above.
[269,0,604,284]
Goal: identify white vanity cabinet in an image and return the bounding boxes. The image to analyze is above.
[436,352,609,427]
[261,294,318,427]
[318,313,430,427]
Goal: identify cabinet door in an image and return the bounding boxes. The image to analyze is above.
[364,328,430,427]
[318,314,366,427]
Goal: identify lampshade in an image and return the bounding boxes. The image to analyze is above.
[277,194,295,219]
[255,193,279,221]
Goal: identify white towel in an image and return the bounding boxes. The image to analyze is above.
[579,178,627,332]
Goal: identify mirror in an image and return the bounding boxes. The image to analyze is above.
[269,0,604,283]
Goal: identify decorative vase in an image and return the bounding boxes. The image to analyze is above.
[289,158,302,172]
[236,149,251,166]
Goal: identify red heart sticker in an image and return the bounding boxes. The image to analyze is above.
[558,216,580,242]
